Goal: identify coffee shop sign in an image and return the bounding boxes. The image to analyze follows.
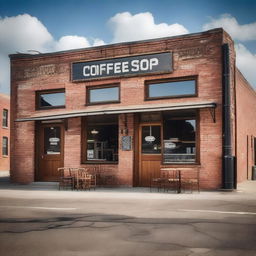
[72,52,172,81]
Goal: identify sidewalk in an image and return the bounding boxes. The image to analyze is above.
[1,170,256,196]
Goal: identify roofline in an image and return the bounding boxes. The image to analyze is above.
[9,28,224,60]
[236,68,256,95]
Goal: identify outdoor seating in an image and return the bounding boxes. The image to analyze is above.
[58,167,98,191]
[180,168,200,193]
[150,169,180,193]
[74,168,91,190]
[58,167,74,190]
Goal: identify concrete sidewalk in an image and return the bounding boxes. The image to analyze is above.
[1,170,256,196]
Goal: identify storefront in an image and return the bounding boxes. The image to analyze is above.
[9,28,256,189]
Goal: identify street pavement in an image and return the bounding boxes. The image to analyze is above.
[0,176,256,256]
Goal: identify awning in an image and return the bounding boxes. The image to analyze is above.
[15,102,217,122]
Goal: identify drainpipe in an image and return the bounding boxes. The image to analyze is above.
[222,43,234,190]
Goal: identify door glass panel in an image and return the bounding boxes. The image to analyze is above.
[44,127,61,154]
[141,126,161,154]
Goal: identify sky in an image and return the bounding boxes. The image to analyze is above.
[0,0,256,94]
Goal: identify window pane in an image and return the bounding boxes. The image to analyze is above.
[86,116,118,162]
[44,127,61,154]
[40,92,65,107]
[2,137,8,156]
[163,118,196,163]
[141,126,161,154]
[148,80,195,98]
[89,87,119,103]
[2,109,8,127]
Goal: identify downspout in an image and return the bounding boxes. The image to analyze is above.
[222,43,234,190]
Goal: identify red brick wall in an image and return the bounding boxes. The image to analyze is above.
[236,69,256,182]
[0,93,10,171]
[10,29,232,188]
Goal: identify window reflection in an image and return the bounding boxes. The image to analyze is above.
[40,92,65,107]
[148,79,196,98]
[163,113,196,163]
[2,137,8,156]
[86,115,118,162]
[88,86,119,104]
[44,127,61,154]
[141,126,161,154]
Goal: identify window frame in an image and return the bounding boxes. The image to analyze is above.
[36,89,66,110]
[86,83,120,106]
[81,116,119,164]
[160,111,200,166]
[2,109,8,127]
[2,136,8,156]
[145,76,198,101]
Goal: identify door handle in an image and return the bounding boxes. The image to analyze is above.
[41,155,44,159]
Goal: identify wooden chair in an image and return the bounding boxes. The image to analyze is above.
[165,170,181,193]
[75,168,91,190]
[150,170,180,193]
[58,167,74,190]
[150,175,162,192]
[180,168,200,193]
[89,173,97,190]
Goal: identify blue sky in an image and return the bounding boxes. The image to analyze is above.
[0,0,256,93]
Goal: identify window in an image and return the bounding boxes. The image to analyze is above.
[141,125,161,154]
[87,85,120,104]
[2,137,8,156]
[36,89,65,109]
[84,115,118,163]
[146,77,196,100]
[2,109,8,127]
[163,111,197,163]
[44,127,61,155]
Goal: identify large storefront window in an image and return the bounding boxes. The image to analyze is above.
[85,115,118,163]
[163,111,196,163]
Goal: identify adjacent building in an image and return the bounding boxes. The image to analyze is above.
[0,93,10,171]
[9,28,256,188]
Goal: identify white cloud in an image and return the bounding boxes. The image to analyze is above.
[0,14,106,94]
[0,14,53,54]
[203,14,256,41]
[55,35,91,51]
[109,12,188,43]
[92,38,105,47]
[235,43,256,88]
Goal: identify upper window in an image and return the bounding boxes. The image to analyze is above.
[145,78,196,100]
[36,89,65,109]
[87,85,120,105]
[2,109,8,127]
[2,137,8,156]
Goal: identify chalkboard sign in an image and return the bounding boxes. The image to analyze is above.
[121,136,132,151]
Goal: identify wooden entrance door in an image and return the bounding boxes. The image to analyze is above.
[139,124,162,186]
[38,123,64,181]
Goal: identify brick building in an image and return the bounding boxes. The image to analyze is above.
[9,28,256,189]
[0,93,10,171]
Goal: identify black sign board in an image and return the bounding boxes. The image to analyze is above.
[72,52,172,81]
[121,136,132,151]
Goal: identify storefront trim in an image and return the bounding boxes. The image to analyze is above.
[16,102,217,122]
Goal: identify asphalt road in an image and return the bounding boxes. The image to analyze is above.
[0,184,256,256]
